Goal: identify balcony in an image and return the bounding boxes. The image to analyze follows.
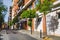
[18,0,23,7]
[13,0,19,3]
[17,0,35,15]
[12,0,35,20]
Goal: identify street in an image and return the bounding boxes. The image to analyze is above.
[0,30,37,40]
[1,30,60,40]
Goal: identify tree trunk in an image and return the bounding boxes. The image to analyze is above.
[32,18,34,31]
[31,18,34,34]
[43,13,47,36]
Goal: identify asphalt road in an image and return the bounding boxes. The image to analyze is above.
[0,30,37,40]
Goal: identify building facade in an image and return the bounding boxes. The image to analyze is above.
[12,0,36,30]
[11,0,60,35]
[8,6,12,22]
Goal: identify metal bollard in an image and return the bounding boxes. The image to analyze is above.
[40,30,42,38]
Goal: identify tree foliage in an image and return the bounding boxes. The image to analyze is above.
[8,21,13,26]
[28,18,32,27]
[49,0,57,2]
[20,9,36,18]
[20,9,36,28]
[12,16,19,24]
[0,3,7,13]
[36,0,53,14]
[0,2,7,29]
[36,0,57,15]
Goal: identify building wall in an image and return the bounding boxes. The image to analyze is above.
[12,0,44,30]
[24,0,29,5]
[12,0,19,19]
[36,10,60,36]
[8,6,12,21]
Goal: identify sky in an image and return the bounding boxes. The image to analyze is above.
[3,0,12,22]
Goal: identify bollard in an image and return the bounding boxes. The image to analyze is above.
[40,30,42,38]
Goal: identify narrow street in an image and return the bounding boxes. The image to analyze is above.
[1,30,60,40]
[0,30,37,40]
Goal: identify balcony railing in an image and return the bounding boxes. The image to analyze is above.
[17,0,35,15]
[18,0,23,7]
[12,0,35,20]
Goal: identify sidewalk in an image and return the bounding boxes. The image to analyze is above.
[18,30,42,40]
[0,34,9,40]
[0,30,9,40]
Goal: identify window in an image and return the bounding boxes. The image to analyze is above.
[37,17,42,26]
[29,5,32,9]
[58,13,60,18]
[57,12,60,18]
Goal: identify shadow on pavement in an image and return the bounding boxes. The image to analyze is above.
[0,34,3,36]
[0,38,3,40]
[0,34,3,40]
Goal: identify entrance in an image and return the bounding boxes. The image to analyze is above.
[20,21,27,30]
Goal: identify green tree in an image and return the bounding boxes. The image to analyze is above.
[21,9,36,34]
[0,2,7,30]
[12,16,19,24]
[21,9,36,18]
[36,0,53,36]
[8,21,13,27]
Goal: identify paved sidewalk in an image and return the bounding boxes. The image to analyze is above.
[0,34,9,40]
[3,34,9,40]
[0,30,9,40]
[18,30,42,40]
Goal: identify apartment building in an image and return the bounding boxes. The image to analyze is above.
[8,6,12,22]
[12,0,60,35]
[12,0,19,19]
[8,6,12,29]
[12,0,36,30]
[12,0,45,31]
[12,0,35,19]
